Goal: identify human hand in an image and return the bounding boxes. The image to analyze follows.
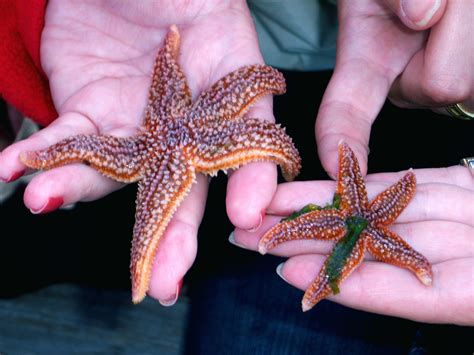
[232,166,474,325]
[316,0,473,177]
[0,0,278,304]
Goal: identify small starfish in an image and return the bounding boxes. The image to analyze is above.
[259,143,432,311]
[20,25,301,303]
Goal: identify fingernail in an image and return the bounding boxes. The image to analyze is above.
[246,210,265,233]
[276,263,288,282]
[228,232,245,248]
[159,279,183,307]
[30,196,64,214]
[0,170,25,183]
[401,0,440,27]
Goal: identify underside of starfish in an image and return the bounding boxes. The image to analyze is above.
[21,25,301,303]
[258,143,432,311]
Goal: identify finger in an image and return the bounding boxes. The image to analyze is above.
[279,255,473,324]
[316,18,397,177]
[1,112,140,213]
[371,182,474,226]
[315,61,382,178]
[0,112,96,182]
[389,182,471,225]
[23,164,123,213]
[389,1,473,107]
[382,0,446,30]
[267,181,336,216]
[366,166,474,190]
[232,213,337,256]
[226,96,278,230]
[317,1,432,178]
[259,179,474,226]
[234,219,473,263]
[226,162,276,230]
[147,174,208,305]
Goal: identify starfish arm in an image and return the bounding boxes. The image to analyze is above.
[190,64,286,121]
[365,226,433,286]
[302,237,367,311]
[130,150,196,303]
[336,142,369,215]
[190,118,301,181]
[20,134,144,182]
[369,171,416,226]
[301,267,333,312]
[258,209,347,254]
[144,25,192,129]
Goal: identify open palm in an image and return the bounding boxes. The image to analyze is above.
[0,0,277,303]
[233,166,474,325]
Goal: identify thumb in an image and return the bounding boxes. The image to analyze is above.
[383,0,447,30]
[316,0,434,178]
[315,62,384,179]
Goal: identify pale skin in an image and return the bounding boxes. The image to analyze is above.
[236,0,473,324]
[0,0,472,322]
[233,166,474,325]
[0,0,276,305]
[266,0,472,324]
[307,0,474,323]
[317,0,474,177]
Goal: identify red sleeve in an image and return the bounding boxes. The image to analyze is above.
[0,0,58,127]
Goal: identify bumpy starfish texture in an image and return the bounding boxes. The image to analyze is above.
[259,143,432,311]
[20,25,301,303]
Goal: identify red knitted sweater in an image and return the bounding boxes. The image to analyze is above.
[0,0,57,126]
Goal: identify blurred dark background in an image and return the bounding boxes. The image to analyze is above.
[0,70,472,354]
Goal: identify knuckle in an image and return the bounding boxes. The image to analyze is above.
[421,75,470,105]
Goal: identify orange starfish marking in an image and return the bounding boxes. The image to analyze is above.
[20,25,301,303]
[259,143,432,311]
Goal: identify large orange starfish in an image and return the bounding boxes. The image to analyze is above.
[20,25,301,303]
[259,143,432,311]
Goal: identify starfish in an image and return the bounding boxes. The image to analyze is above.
[20,25,301,303]
[258,143,432,311]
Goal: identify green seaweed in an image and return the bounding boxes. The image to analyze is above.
[331,193,341,209]
[325,216,368,294]
[282,204,320,222]
[282,194,341,222]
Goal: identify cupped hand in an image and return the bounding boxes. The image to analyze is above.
[0,0,276,304]
[233,166,474,325]
[316,0,473,178]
